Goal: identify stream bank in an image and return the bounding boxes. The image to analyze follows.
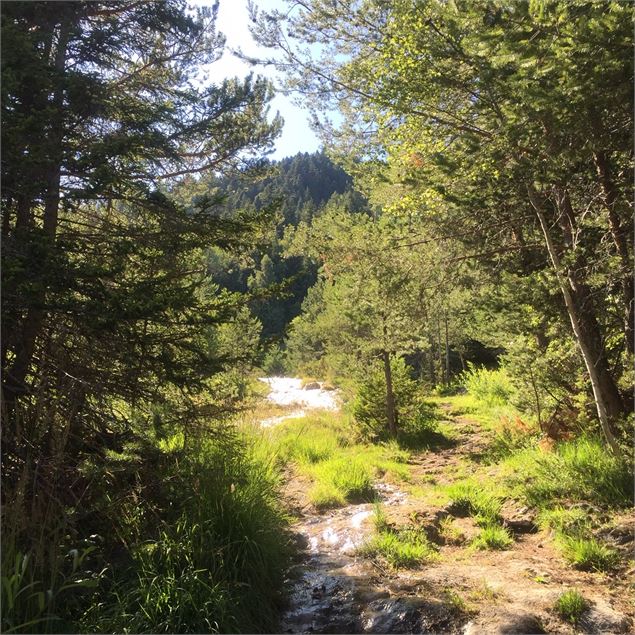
[258,378,634,635]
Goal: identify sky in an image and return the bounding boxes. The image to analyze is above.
[196,0,322,160]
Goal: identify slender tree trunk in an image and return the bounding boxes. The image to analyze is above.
[3,15,71,408]
[382,350,398,437]
[593,150,634,355]
[427,333,437,385]
[528,185,623,456]
[444,312,450,385]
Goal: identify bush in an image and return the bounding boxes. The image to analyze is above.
[353,356,436,440]
[462,363,513,407]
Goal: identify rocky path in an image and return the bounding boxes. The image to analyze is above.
[260,381,634,634]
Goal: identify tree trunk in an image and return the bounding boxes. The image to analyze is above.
[2,14,71,410]
[382,350,398,437]
[593,150,634,355]
[528,185,624,456]
[427,334,437,385]
[444,312,450,385]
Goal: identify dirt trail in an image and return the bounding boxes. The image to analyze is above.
[261,383,634,634]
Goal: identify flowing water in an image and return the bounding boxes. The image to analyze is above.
[259,378,461,634]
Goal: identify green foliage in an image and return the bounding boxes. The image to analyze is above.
[360,528,436,569]
[1,546,102,634]
[555,589,588,624]
[557,536,620,572]
[353,357,436,440]
[462,364,514,408]
[81,432,290,634]
[504,437,633,508]
[471,525,514,551]
[261,344,288,376]
[252,0,634,453]
[445,480,503,524]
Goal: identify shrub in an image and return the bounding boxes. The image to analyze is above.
[462,364,513,407]
[555,589,588,624]
[261,344,287,376]
[353,357,436,440]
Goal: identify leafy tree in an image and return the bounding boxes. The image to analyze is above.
[0,0,282,610]
[285,207,458,434]
[250,0,633,453]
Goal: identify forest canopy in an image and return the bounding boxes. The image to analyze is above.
[1,1,633,633]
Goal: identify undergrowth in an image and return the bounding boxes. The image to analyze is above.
[3,427,290,635]
[266,412,418,510]
[360,506,437,568]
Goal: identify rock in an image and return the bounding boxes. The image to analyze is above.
[463,610,546,635]
[360,598,426,633]
[304,381,321,390]
[500,502,538,534]
[579,600,633,634]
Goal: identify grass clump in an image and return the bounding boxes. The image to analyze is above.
[503,437,632,508]
[555,589,588,624]
[558,535,619,572]
[445,480,503,524]
[538,506,589,534]
[308,457,374,508]
[360,504,436,568]
[472,524,514,550]
[360,528,436,568]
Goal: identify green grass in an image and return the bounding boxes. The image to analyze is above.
[78,431,290,635]
[445,479,503,524]
[501,437,633,508]
[360,528,436,568]
[537,506,589,534]
[558,535,620,572]
[360,504,436,568]
[265,411,413,510]
[555,589,588,624]
[471,524,514,550]
[308,457,375,508]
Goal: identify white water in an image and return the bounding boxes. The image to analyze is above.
[259,377,339,412]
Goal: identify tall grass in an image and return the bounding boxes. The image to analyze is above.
[502,436,633,508]
[83,433,290,634]
[266,412,413,510]
[2,425,290,634]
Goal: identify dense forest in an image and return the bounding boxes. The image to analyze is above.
[1,1,633,634]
